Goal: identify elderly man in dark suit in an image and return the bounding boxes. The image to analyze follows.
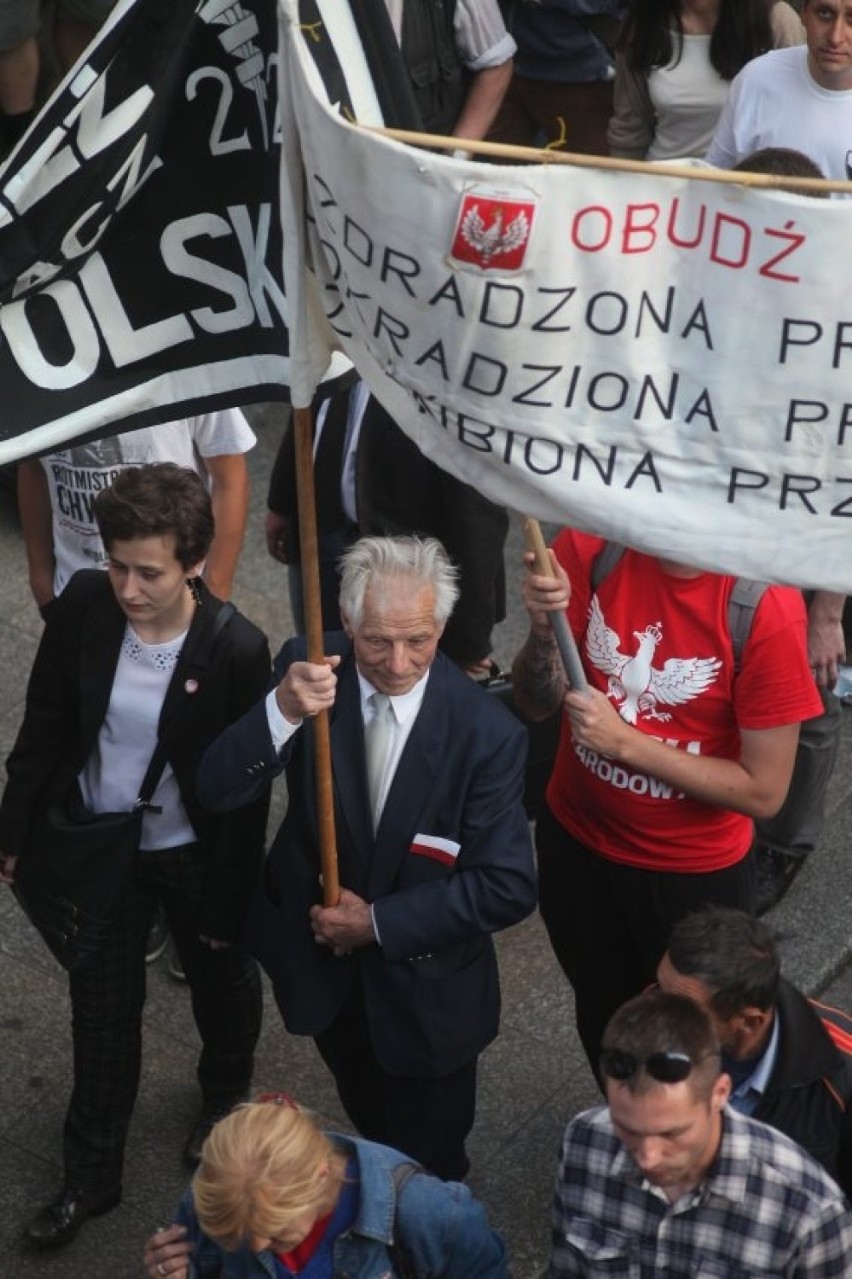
[198,534,536,1181]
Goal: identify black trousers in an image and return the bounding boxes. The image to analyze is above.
[314,973,476,1182]
[64,844,261,1193]
[536,805,756,1078]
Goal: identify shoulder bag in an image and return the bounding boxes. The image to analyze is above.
[14,742,171,973]
[13,603,236,972]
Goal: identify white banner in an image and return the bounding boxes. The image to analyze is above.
[281,6,852,594]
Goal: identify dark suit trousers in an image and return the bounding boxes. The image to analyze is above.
[64,844,261,1193]
[314,971,476,1182]
[536,804,756,1080]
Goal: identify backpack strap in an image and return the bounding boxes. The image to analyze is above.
[589,541,625,592]
[591,542,768,675]
[387,1160,424,1279]
[727,579,769,675]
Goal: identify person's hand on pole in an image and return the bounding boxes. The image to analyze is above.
[522,518,589,693]
[520,548,571,636]
[274,656,341,725]
[310,887,376,956]
[564,687,630,756]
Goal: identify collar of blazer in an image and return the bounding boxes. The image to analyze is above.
[78,575,232,751]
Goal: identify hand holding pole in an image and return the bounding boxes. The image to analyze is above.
[523,517,589,694]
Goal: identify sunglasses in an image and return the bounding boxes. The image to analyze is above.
[599,1047,719,1084]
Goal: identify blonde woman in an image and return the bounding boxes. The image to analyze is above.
[143,1096,508,1278]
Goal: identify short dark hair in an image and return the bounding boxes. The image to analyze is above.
[733,147,826,195]
[667,907,780,1019]
[602,991,721,1099]
[94,462,214,569]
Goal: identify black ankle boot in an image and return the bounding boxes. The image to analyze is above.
[25,1184,121,1249]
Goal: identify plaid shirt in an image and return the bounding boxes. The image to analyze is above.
[550,1105,852,1277]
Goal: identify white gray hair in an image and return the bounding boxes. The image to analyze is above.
[338,535,459,629]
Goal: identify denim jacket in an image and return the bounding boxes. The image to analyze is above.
[178,1134,509,1278]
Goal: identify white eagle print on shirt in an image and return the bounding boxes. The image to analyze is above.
[585,596,722,725]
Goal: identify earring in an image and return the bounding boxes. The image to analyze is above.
[186,576,203,606]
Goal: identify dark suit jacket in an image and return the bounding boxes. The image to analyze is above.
[198,640,537,1076]
[266,390,358,561]
[356,399,509,666]
[0,571,271,941]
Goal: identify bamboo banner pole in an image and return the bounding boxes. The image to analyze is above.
[368,125,852,195]
[293,404,340,907]
[523,517,589,694]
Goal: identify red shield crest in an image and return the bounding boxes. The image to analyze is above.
[449,194,535,272]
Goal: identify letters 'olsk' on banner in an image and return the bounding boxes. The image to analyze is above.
[0,0,349,463]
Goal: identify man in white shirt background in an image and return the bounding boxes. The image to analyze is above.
[17,411,255,618]
[707,0,852,177]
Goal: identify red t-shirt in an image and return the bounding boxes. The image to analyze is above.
[545,531,823,873]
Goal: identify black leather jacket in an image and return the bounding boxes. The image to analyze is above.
[754,978,852,1199]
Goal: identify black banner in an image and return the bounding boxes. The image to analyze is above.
[297,0,422,131]
[0,0,349,461]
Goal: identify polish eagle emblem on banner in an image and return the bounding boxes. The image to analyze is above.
[449,192,536,272]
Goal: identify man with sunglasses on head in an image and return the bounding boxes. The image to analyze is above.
[549,990,852,1278]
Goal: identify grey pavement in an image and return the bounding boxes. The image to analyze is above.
[0,403,851,1277]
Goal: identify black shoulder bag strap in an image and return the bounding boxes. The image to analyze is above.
[135,601,236,814]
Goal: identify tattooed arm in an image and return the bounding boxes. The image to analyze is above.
[512,550,571,721]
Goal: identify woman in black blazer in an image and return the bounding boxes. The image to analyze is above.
[0,463,271,1249]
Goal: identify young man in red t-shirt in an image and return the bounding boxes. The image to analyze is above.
[513,531,822,1073]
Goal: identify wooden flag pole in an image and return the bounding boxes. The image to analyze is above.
[523,517,589,694]
[369,125,852,195]
[293,404,340,907]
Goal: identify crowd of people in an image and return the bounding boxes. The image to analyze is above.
[2,0,852,1274]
